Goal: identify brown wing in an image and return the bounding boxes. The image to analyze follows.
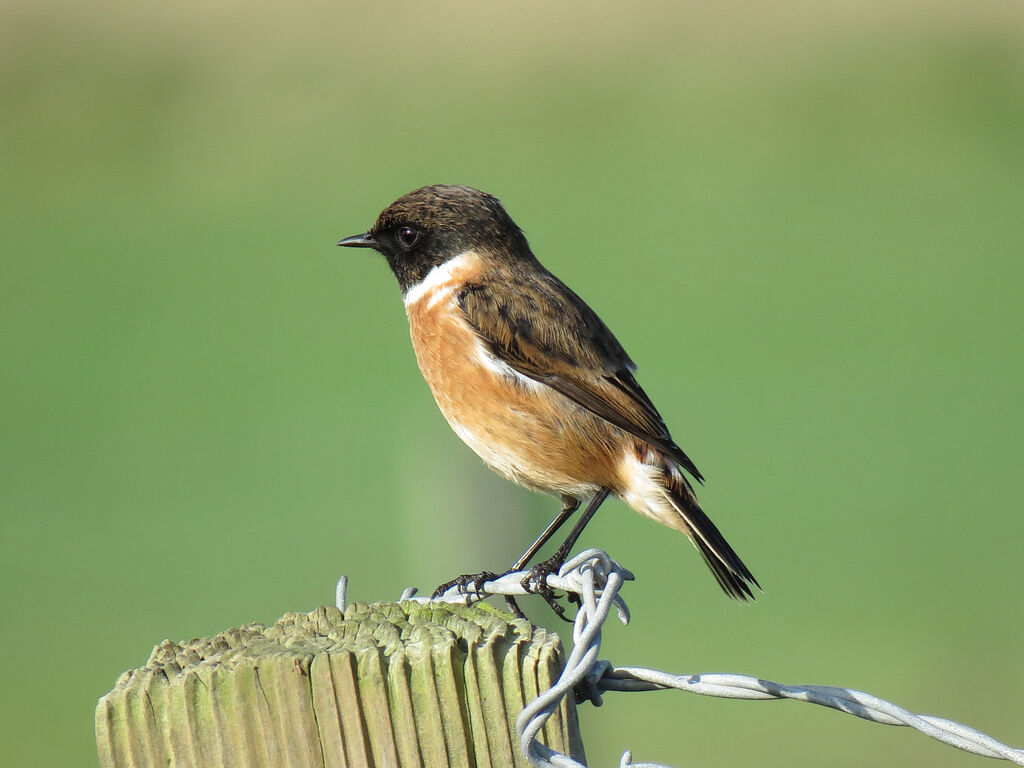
[456,273,704,483]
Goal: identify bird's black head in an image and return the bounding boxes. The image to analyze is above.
[338,185,532,293]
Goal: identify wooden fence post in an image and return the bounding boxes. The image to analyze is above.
[96,600,585,767]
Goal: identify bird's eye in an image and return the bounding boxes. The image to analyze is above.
[397,226,420,249]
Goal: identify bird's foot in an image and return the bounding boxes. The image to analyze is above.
[433,559,580,622]
[432,570,501,601]
[521,555,575,623]
[432,571,529,619]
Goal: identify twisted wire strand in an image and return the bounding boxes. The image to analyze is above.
[341,549,1023,767]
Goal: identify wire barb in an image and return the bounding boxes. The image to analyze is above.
[357,548,1022,767]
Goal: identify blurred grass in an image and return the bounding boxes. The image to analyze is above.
[2,1,1023,766]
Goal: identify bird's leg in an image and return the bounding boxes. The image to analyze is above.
[431,496,581,611]
[500,496,583,621]
[522,488,611,620]
[504,595,527,620]
[511,495,581,571]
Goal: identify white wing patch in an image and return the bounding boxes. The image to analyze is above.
[473,341,545,393]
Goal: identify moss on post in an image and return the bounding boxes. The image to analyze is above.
[96,601,585,768]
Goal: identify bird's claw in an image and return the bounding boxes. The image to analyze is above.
[434,559,576,623]
[521,557,574,623]
[432,570,500,600]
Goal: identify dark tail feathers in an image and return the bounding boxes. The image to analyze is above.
[663,463,760,601]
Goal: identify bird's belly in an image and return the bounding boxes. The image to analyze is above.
[406,299,612,498]
[440,396,605,498]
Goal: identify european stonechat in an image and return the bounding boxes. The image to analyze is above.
[339,185,758,610]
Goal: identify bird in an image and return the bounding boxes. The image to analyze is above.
[338,184,758,613]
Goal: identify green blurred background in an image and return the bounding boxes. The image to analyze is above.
[2,1,1023,765]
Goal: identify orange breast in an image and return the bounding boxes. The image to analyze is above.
[404,257,620,499]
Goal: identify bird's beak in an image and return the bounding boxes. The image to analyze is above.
[337,232,377,249]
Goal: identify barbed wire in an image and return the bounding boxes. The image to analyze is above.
[338,549,1024,768]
